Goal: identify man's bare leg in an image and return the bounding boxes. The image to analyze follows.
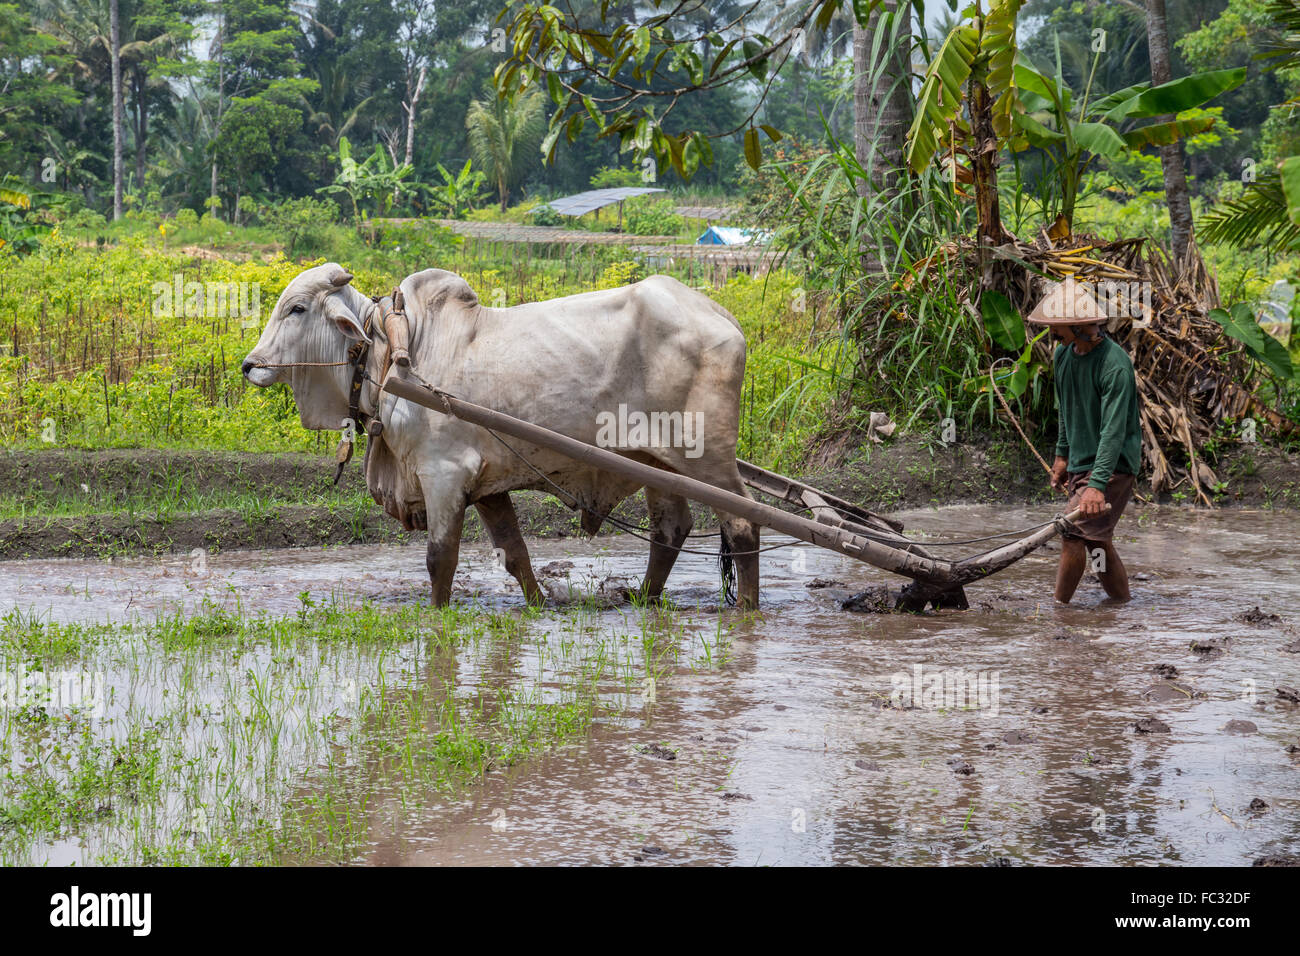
[1055,537,1088,603]
[1094,540,1130,602]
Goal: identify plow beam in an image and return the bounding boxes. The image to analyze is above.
[384,377,1094,605]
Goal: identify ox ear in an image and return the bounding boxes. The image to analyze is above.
[331,310,372,343]
[325,299,372,343]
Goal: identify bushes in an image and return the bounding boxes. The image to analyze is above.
[529,203,564,226]
[0,229,827,471]
[259,197,340,257]
[623,196,682,236]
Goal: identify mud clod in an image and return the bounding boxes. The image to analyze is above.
[1152,663,1179,679]
[1223,719,1258,735]
[1248,798,1269,813]
[806,578,847,589]
[1253,854,1300,867]
[538,560,574,578]
[1142,681,1198,702]
[1240,606,1282,625]
[1276,685,1300,703]
[841,587,901,613]
[636,743,677,761]
[1134,717,1172,734]
[1002,730,1035,745]
[1189,638,1228,658]
[854,759,882,771]
[948,758,975,775]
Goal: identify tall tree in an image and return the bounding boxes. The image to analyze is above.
[853,4,910,200]
[852,2,912,274]
[465,86,545,211]
[0,6,78,176]
[204,0,315,217]
[109,0,123,218]
[1145,0,1194,262]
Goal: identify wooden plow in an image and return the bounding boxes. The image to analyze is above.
[384,377,1097,611]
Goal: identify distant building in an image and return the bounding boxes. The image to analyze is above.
[697,226,771,246]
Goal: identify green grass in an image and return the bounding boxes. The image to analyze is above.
[0,592,737,866]
[0,486,373,522]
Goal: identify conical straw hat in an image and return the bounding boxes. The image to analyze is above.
[1025,278,1107,326]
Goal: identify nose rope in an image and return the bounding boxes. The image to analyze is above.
[250,359,352,369]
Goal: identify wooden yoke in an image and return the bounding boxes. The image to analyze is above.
[383,288,411,369]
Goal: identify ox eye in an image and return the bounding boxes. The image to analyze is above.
[289,304,306,314]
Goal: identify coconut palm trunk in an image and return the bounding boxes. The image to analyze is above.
[1145,0,1194,264]
[852,3,913,272]
[110,0,124,220]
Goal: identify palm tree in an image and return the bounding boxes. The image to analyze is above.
[109,0,123,218]
[465,87,546,212]
[1145,0,1194,264]
[1199,0,1300,253]
[37,0,186,208]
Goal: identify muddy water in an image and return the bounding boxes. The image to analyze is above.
[3,502,1298,865]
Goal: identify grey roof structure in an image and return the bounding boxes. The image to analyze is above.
[542,187,665,216]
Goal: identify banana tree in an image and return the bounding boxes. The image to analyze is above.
[905,0,1026,246]
[1011,53,1245,234]
[906,2,1246,242]
[429,160,488,219]
[316,137,416,220]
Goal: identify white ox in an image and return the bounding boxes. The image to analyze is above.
[241,263,760,607]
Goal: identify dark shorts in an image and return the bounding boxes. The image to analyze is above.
[1062,471,1135,542]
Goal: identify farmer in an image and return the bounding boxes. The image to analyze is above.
[1026,279,1142,604]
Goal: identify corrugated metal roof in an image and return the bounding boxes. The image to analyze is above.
[542,187,665,216]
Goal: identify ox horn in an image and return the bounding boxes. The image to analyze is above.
[329,268,354,287]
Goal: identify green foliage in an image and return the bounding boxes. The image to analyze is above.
[317,137,416,220]
[905,0,1025,174]
[589,166,643,189]
[980,290,1026,352]
[529,202,564,225]
[622,197,683,236]
[258,197,340,256]
[1010,55,1245,227]
[1209,302,1295,379]
[466,87,547,212]
[428,161,488,219]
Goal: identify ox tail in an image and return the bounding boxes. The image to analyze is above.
[718,534,737,607]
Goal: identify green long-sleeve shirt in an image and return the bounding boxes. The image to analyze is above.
[1053,338,1142,490]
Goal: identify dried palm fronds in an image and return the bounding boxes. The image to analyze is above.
[957,231,1293,504]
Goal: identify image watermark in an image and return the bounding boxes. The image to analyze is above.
[2,667,107,719]
[152,275,261,322]
[595,403,705,458]
[889,664,1000,716]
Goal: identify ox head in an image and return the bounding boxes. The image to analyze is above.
[241,263,372,430]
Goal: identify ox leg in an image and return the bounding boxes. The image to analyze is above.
[474,492,544,605]
[425,505,466,607]
[707,471,761,609]
[641,489,693,601]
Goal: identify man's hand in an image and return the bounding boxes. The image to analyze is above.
[1078,486,1107,517]
[1050,456,1068,492]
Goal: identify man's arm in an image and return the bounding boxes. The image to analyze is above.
[1052,351,1069,490]
[1088,363,1137,491]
